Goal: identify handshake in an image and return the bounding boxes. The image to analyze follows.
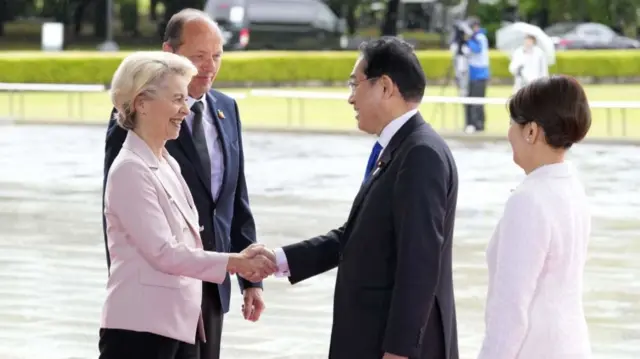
[227,244,278,282]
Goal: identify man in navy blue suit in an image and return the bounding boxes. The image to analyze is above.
[101,8,263,359]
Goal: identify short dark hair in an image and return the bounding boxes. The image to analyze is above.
[358,37,426,102]
[508,75,591,149]
[163,8,218,50]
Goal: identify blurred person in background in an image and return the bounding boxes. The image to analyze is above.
[508,34,549,93]
[449,29,470,99]
[102,8,266,359]
[477,75,592,359]
[247,37,460,359]
[464,16,490,134]
[100,51,276,359]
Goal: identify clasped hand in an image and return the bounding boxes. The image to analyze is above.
[228,244,277,282]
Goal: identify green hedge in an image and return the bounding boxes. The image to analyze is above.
[1,50,640,85]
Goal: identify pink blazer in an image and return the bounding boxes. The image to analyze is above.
[101,130,230,344]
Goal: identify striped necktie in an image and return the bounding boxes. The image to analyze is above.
[190,101,211,184]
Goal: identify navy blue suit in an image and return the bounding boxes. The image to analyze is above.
[102,89,260,354]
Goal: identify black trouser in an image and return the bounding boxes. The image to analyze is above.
[99,284,224,359]
[465,79,488,131]
[199,282,224,359]
[98,329,199,359]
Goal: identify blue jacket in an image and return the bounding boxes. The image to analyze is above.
[466,28,490,81]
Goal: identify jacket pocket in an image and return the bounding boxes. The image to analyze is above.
[138,269,182,288]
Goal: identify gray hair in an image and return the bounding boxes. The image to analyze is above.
[163,8,223,51]
[110,51,198,130]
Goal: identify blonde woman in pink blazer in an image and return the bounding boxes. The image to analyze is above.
[100,51,276,359]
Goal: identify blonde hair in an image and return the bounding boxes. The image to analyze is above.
[110,51,198,130]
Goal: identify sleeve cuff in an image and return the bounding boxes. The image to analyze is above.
[274,247,291,277]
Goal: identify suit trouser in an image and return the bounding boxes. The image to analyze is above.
[199,282,224,359]
[465,79,488,130]
[98,328,199,359]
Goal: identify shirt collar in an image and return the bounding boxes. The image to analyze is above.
[377,109,418,148]
[186,94,207,114]
[525,161,573,181]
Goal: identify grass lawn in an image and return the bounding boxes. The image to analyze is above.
[1,84,639,139]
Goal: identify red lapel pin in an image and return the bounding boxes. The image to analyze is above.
[217,109,225,119]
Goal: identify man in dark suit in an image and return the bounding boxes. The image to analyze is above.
[102,9,264,359]
[250,37,460,359]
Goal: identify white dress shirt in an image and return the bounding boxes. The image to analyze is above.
[273,109,419,276]
[478,162,592,359]
[185,96,225,201]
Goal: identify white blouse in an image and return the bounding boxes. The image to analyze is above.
[478,162,592,359]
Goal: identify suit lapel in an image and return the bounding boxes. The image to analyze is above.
[346,159,387,225]
[345,114,426,228]
[206,92,230,201]
[152,152,202,240]
[123,132,202,240]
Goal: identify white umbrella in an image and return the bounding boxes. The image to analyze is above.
[496,22,556,65]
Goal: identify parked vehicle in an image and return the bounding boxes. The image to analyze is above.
[204,0,348,50]
[544,22,640,50]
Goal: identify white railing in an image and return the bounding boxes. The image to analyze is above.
[1,83,637,137]
[248,89,639,136]
[0,83,106,92]
[0,83,246,123]
[0,83,108,122]
[250,88,640,108]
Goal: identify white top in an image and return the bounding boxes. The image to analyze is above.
[477,162,592,359]
[508,45,549,92]
[273,108,418,276]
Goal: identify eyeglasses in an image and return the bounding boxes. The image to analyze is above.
[347,77,380,92]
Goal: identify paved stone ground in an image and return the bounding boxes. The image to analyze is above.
[0,125,638,358]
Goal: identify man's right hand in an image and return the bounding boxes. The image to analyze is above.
[227,244,277,282]
[243,243,276,263]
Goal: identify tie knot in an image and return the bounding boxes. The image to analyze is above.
[191,101,204,115]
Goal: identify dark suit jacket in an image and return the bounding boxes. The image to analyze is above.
[282,114,459,359]
[102,89,261,314]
